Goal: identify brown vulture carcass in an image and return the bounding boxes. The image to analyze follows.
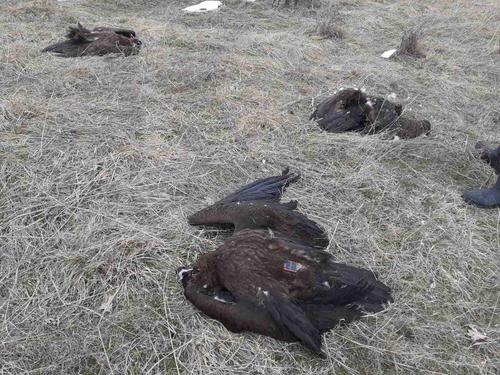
[42,23,142,57]
[177,229,392,356]
[310,88,430,138]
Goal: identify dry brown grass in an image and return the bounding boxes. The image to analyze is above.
[397,28,426,58]
[2,0,63,20]
[1,0,499,374]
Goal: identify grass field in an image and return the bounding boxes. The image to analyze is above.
[0,0,499,373]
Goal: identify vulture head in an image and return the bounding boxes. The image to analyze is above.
[176,267,195,287]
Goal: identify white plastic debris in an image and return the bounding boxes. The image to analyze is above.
[183,1,222,13]
[381,49,397,58]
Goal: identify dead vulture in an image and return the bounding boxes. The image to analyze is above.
[310,88,430,138]
[188,168,329,249]
[177,229,392,356]
[310,88,402,133]
[463,142,500,208]
[42,23,142,57]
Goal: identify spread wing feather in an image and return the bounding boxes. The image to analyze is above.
[188,169,328,248]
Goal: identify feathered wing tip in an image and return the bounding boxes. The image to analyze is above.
[187,168,300,227]
[302,304,363,332]
[354,278,393,313]
[260,291,323,354]
[217,167,300,204]
[41,42,60,53]
[66,22,92,42]
[302,285,390,334]
[42,23,88,53]
[284,216,330,249]
[318,262,393,314]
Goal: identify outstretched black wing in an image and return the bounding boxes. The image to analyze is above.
[188,168,299,226]
[188,169,329,248]
[219,167,299,204]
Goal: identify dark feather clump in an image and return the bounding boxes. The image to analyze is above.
[310,88,430,139]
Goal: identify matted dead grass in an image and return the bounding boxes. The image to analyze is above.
[0,0,499,374]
